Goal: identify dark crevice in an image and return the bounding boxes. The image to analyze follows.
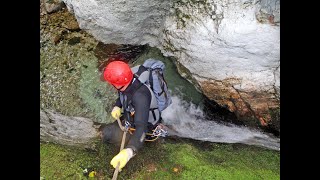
[261,125,280,137]
[202,96,243,126]
[94,42,147,72]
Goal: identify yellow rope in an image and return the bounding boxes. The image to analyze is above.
[144,136,159,142]
[112,118,127,180]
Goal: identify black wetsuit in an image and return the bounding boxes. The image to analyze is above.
[102,78,152,153]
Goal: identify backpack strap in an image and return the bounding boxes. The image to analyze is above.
[131,65,161,124]
[134,65,150,84]
[124,78,144,102]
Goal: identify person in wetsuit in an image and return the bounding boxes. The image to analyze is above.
[100,60,161,171]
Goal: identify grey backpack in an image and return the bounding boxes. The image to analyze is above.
[133,59,172,112]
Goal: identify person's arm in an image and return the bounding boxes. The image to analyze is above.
[126,88,151,153]
[114,97,122,108]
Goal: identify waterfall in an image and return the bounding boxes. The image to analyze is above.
[161,96,280,151]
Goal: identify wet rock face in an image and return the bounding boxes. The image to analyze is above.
[255,0,280,25]
[40,0,66,15]
[200,80,279,129]
[40,109,99,148]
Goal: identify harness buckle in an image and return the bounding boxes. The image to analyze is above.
[124,120,131,131]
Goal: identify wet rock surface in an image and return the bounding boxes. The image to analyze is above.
[40,7,117,124]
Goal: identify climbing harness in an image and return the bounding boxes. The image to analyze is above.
[124,120,131,131]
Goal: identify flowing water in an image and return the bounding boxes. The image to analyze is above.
[161,96,280,151]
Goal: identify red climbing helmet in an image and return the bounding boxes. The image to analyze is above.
[103,61,133,86]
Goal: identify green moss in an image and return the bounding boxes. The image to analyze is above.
[40,37,117,123]
[40,41,90,116]
[41,139,279,179]
[40,9,118,123]
[78,56,118,123]
[133,140,280,180]
[40,141,115,179]
[40,9,99,117]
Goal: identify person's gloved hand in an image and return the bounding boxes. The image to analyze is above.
[110,148,134,171]
[111,106,121,120]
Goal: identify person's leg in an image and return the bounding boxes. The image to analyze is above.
[100,121,130,146]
